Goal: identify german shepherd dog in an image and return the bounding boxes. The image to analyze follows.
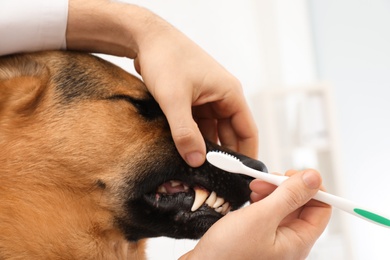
[0,51,266,259]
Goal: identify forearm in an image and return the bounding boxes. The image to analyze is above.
[66,0,172,59]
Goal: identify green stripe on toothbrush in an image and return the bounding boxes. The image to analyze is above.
[354,208,390,227]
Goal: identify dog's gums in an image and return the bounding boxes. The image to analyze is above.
[121,143,268,241]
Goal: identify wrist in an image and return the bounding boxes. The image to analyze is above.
[66,0,147,58]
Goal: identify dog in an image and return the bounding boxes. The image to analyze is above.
[0,51,266,259]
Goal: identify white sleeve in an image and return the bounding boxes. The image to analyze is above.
[0,0,68,56]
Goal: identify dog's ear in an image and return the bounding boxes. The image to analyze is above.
[0,55,48,117]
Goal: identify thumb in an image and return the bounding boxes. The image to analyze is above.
[262,170,322,224]
[157,90,206,167]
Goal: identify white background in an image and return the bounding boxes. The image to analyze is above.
[310,1,390,259]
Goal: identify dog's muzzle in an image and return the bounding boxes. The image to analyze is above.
[118,142,267,241]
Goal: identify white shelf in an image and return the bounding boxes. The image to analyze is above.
[251,83,352,259]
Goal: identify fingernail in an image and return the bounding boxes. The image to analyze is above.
[185,152,205,167]
[302,170,321,189]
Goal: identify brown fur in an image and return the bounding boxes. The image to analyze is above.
[0,51,262,259]
[0,52,150,259]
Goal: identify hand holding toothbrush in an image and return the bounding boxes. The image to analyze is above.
[179,169,331,260]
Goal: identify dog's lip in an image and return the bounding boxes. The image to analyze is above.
[154,180,232,215]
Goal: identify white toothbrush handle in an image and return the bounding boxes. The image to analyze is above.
[244,166,390,228]
[313,190,355,212]
[243,166,289,186]
[313,190,390,227]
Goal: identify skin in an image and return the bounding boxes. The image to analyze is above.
[65,1,331,258]
[180,169,331,260]
[66,0,258,167]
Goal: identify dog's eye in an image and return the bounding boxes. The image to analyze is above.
[109,94,164,120]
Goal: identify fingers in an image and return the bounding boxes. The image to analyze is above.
[131,14,258,164]
[282,170,332,231]
[155,78,258,167]
[256,170,323,223]
[213,89,258,158]
[193,91,259,159]
[250,169,331,245]
[133,57,141,75]
[156,88,207,167]
[186,169,330,260]
[250,172,287,202]
[216,113,258,158]
[228,105,259,159]
[197,118,218,144]
[249,179,276,202]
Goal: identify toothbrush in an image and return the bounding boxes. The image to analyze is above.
[206,151,390,228]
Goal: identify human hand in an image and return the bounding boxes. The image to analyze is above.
[180,169,332,260]
[66,0,258,167]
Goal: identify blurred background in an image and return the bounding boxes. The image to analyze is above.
[100,0,390,259]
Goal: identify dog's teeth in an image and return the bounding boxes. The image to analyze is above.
[205,191,217,207]
[183,184,189,191]
[157,185,167,194]
[212,197,225,208]
[191,187,210,212]
[226,206,232,215]
[170,181,181,187]
[215,207,223,213]
[221,202,231,215]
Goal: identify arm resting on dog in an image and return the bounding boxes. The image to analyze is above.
[66,0,259,167]
[0,0,259,168]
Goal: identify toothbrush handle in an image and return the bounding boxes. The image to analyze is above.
[313,190,390,228]
[314,190,356,213]
[246,168,390,228]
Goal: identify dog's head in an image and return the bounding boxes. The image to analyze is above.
[0,51,266,257]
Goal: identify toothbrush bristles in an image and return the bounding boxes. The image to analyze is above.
[216,151,237,158]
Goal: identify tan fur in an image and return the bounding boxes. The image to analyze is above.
[0,52,153,259]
